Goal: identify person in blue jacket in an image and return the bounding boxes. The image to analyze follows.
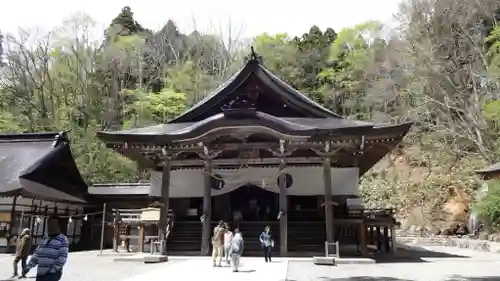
[259,225,274,262]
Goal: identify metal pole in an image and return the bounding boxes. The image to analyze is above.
[99,203,107,255]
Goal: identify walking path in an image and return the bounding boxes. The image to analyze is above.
[120,257,288,281]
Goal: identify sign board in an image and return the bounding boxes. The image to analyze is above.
[140,208,161,222]
[0,212,11,222]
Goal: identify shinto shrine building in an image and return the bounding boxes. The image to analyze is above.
[96,50,412,256]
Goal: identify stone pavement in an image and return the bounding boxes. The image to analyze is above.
[120,257,289,281]
[287,246,500,281]
[2,246,500,281]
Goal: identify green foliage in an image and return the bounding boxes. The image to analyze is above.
[473,180,500,231]
[2,2,500,224]
[125,88,187,127]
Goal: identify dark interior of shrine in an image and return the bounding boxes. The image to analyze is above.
[183,184,321,222]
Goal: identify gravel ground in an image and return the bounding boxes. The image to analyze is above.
[286,246,500,281]
[2,246,500,281]
[0,251,180,281]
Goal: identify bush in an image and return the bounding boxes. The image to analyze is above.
[473,180,500,231]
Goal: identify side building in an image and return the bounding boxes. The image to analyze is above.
[0,132,89,252]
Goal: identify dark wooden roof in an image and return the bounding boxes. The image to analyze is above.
[0,132,88,203]
[170,53,341,123]
[96,49,412,175]
[475,162,500,179]
[98,50,411,144]
[97,112,390,143]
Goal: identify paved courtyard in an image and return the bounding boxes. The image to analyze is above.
[0,246,499,281]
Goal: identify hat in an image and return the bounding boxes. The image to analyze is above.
[21,228,30,235]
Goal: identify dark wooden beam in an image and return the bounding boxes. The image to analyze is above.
[168,156,325,167]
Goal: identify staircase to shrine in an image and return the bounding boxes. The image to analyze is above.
[167,221,327,256]
[167,221,202,253]
[288,221,326,254]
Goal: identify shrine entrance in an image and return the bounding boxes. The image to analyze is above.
[229,184,277,221]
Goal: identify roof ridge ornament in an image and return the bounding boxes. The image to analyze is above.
[245,46,263,64]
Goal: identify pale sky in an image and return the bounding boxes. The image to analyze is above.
[1,0,403,39]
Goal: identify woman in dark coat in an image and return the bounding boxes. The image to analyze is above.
[259,225,274,262]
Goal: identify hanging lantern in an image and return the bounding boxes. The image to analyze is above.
[35,217,41,224]
[68,217,73,224]
[83,215,88,221]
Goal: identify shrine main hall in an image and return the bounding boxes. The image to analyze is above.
[95,50,412,256]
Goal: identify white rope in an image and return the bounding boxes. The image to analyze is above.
[201,162,290,185]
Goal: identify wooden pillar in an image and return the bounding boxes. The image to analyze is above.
[7,196,18,252]
[390,225,397,255]
[322,157,334,244]
[158,157,171,255]
[278,159,288,256]
[138,223,145,253]
[201,159,212,255]
[42,206,48,240]
[360,220,368,257]
[113,209,120,252]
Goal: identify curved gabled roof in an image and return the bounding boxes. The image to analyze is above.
[0,132,87,203]
[97,112,377,143]
[169,56,341,123]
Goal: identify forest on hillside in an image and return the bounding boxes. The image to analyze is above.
[2,0,500,231]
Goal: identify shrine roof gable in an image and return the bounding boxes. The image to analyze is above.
[169,47,342,123]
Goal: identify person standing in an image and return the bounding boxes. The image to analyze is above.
[223,224,233,265]
[259,225,274,262]
[23,216,69,281]
[229,229,244,272]
[12,228,32,278]
[232,210,242,229]
[211,221,225,267]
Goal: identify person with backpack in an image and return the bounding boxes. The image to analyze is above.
[211,221,226,267]
[12,228,32,278]
[229,229,244,272]
[23,216,68,281]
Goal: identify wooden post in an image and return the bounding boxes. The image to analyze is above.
[139,223,145,253]
[322,157,334,244]
[278,159,288,256]
[201,159,212,255]
[41,206,48,240]
[72,209,78,247]
[100,203,107,254]
[7,196,18,252]
[113,209,119,252]
[158,157,171,255]
[390,225,397,255]
[360,220,368,257]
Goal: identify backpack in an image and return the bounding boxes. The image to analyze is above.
[212,226,225,242]
[231,238,241,253]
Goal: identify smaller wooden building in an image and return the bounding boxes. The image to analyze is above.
[0,132,89,252]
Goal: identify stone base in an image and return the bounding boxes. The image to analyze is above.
[313,256,335,265]
[113,254,168,263]
[144,255,169,264]
[335,257,375,264]
[312,256,376,266]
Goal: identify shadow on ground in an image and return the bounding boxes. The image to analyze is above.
[313,277,412,281]
[443,276,500,281]
[287,277,500,281]
[373,246,469,263]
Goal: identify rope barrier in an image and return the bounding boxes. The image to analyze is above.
[199,162,290,186]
